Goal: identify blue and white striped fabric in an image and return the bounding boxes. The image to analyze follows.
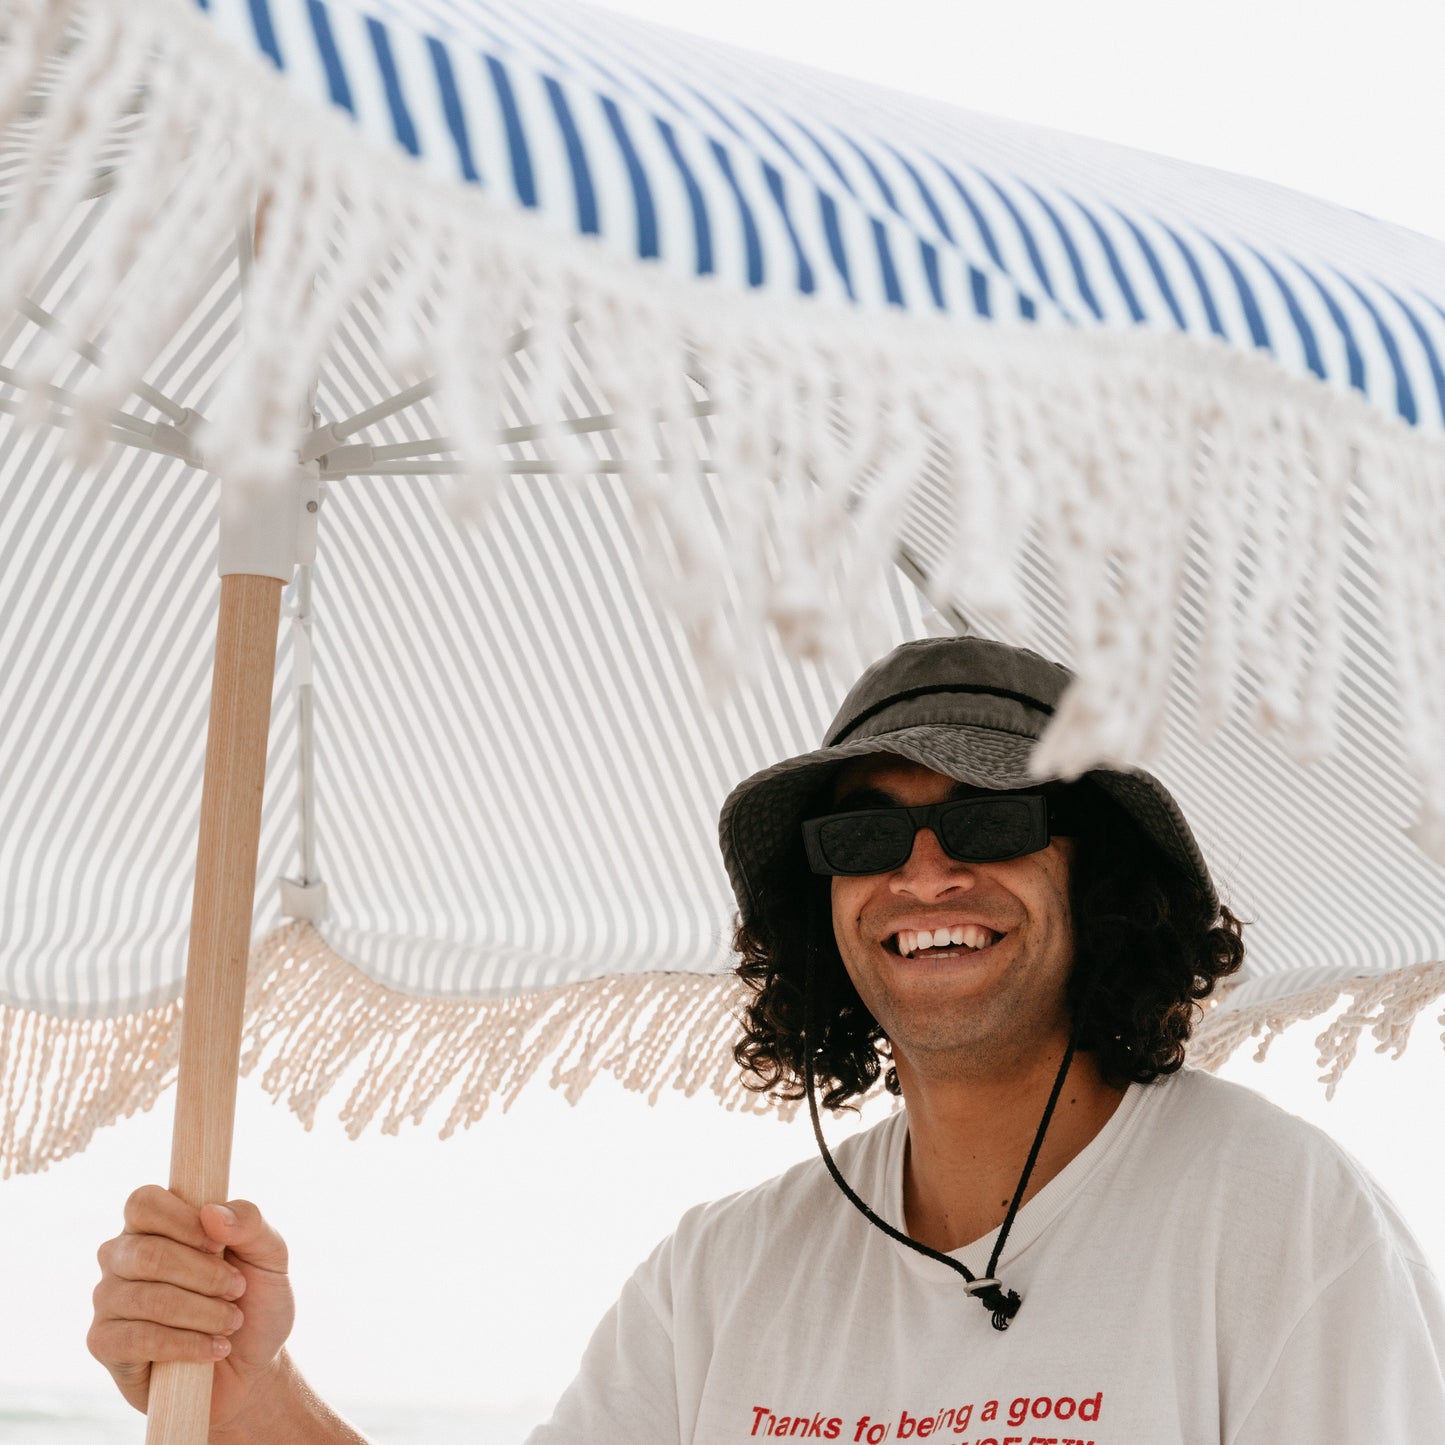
[2,0,1444,1170]
[197,0,1445,433]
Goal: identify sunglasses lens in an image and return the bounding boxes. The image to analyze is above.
[938,798,1038,861]
[816,813,914,874]
[806,796,1050,875]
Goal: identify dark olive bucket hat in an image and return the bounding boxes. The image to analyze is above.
[718,635,1216,919]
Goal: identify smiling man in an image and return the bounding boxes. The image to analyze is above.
[813,756,1122,1261]
[89,636,1445,1443]
[824,763,1081,1077]
[712,634,1249,1335]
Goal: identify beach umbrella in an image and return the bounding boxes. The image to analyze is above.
[3,0,1444,1437]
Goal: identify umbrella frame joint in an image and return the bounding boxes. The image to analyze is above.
[218,466,323,582]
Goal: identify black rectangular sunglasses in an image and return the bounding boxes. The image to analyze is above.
[802,793,1077,876]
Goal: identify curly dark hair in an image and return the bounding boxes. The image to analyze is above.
[732,777,1246,1110]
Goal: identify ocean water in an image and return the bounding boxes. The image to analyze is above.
[0,1390,539,1444]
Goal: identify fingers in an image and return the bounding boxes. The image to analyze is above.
[197,1199,290,1276]
[122,1183,224,1254]
[102,1278,245,1338]
[113,1186,288,1278]
[99,1229,246,1302]
[87,1312,235,1374]
[91,1188,256,1394]
[93,1187,298,1425]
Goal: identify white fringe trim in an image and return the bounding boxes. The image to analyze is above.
[6,925,1443,1175]
[240,923,776,1139]
[1189,959,1445,1096]
[5,0,1445,856]
[0,990,182,1178]
[0,923,780,1176]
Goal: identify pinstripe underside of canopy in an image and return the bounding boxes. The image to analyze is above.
[1,0,1443,1174]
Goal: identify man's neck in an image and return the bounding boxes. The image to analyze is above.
[897,1048,1126,1254]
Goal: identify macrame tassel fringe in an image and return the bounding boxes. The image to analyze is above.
[1190,959,1445,1097]
[4,3,1445,1175]
[5,933,1443,1175]
[0,995,182,1178]
[240,924,777,1141]
[0,924,777,1176]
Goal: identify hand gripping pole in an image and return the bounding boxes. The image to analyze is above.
[145,469,315,1445]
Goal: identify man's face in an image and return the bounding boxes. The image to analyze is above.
[827,755,1077,1084]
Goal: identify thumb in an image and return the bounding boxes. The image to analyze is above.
[199,1200,290,1275]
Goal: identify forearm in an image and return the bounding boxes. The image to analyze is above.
[210,1352,371,1445]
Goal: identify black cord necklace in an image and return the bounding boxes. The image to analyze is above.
[802,918,1079,1331]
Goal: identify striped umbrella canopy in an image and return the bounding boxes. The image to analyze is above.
[4,0,1445,1185]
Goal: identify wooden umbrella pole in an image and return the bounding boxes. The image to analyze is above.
[146,572,283,1445]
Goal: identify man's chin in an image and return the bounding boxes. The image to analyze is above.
[885,1011,1076,1087]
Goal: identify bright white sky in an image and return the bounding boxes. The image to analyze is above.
[2,0,1444,1429]
[596,0,1445,244]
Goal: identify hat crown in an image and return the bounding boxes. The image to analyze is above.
[826,637,1073,747]
[718,634,1215,918]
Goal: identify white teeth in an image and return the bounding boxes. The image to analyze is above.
[893,925,1001,956]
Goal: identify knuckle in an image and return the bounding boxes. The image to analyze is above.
[109,1237,136,1277]
[111,1235,142,1277]
[105,1237,133,1278]
[116,1278,232,1334]
[227,1198,260,1229]
[123,1183,166,1220]
[132,1235,167,1278]
[113,1232,174,1282]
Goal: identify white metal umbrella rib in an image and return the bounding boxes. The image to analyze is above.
[322,458,723,477]
[17,298,194,426]
[299,336,565,461]
[299,377,440,461]
[0,393,200,462]
[309,399,719,473]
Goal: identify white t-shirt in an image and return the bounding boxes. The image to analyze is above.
[527,1068,1445,1445]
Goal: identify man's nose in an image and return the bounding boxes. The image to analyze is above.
[888,824,977,896]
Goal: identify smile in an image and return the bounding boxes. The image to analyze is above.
[887,924,1006,958]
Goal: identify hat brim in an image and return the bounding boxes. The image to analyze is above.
[720,724,1047,916]
[718,723,1217,921]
